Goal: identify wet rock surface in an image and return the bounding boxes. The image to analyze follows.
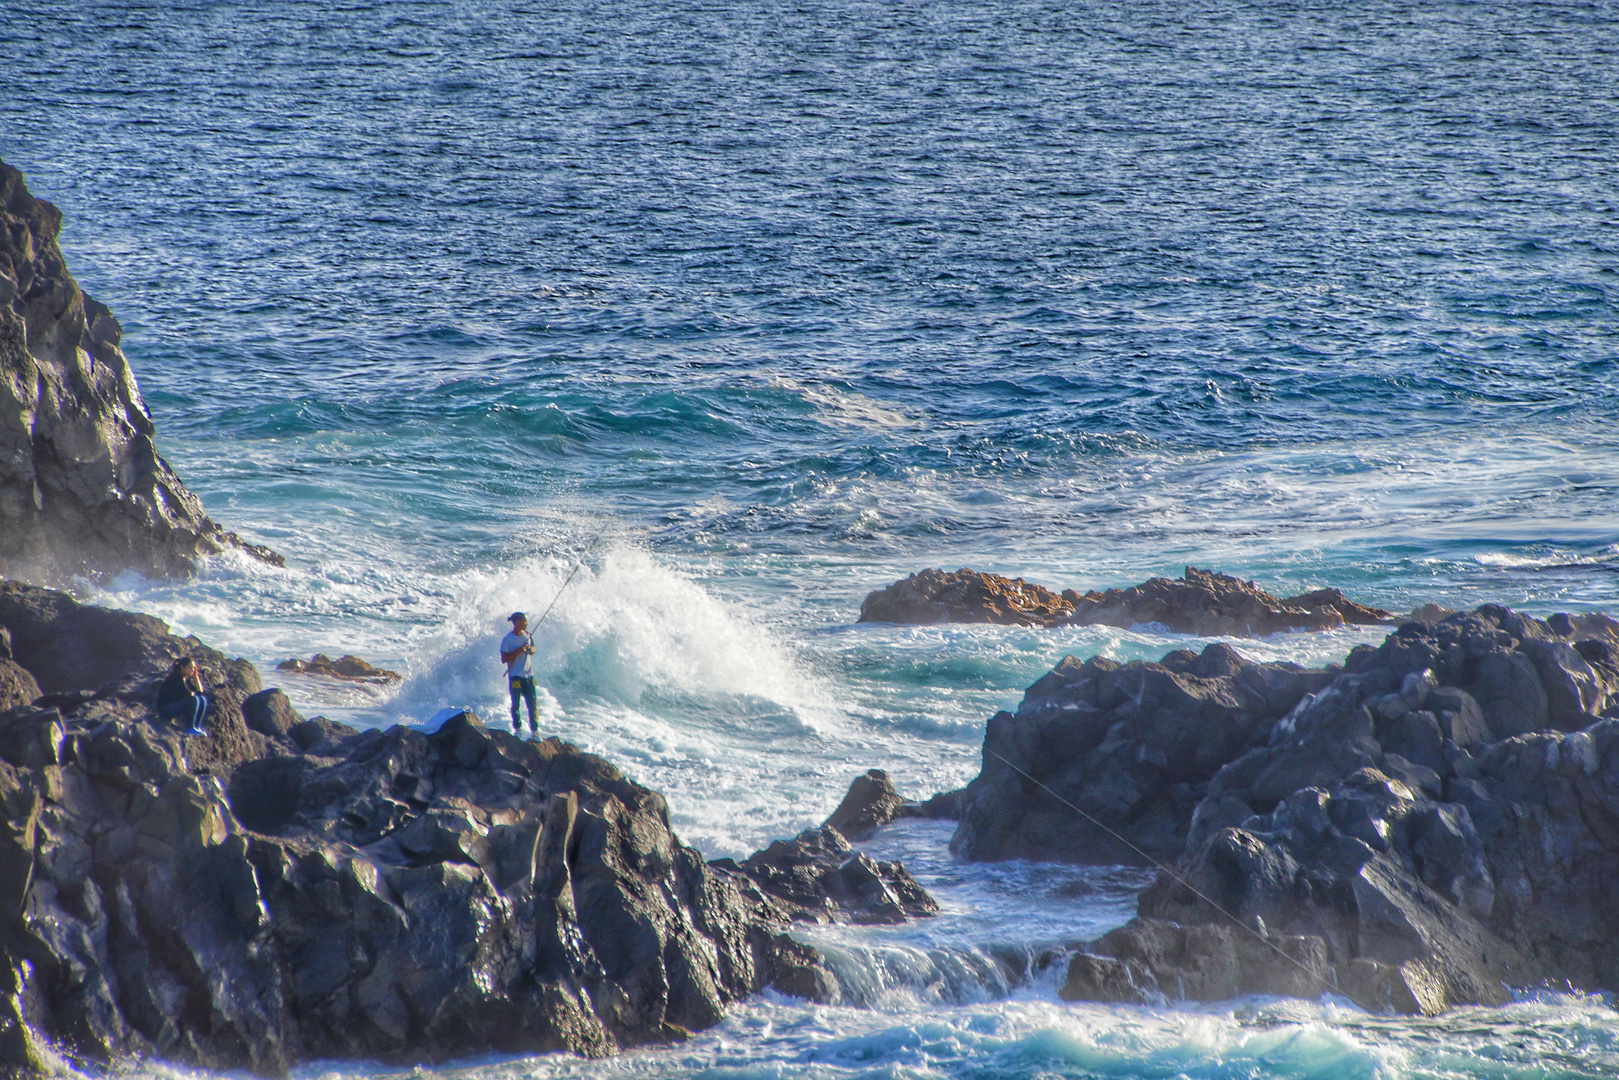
[0,160,278,583]
[0,581,931,1076]
[724,824,939,926]
[979,605,1619,1013]
[859,566,1391,636]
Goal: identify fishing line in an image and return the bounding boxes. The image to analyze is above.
[531,557,587,630]
[982,746,1329,987]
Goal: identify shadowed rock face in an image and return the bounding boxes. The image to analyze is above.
[1005,605,1619,1014]
[0,582,922,1077]
[0,160,277,582]
[858,567,1391,636]
[950,643,1336,864]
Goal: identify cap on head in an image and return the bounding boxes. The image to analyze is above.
[509,612,527,623]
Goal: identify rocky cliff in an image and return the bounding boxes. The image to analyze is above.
[0,581,926,1076]
[0,160,276,582]
[951,605,1619,1014]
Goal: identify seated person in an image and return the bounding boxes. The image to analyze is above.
[156,656,210,734]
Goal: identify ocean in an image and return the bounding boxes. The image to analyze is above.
[5,0,1619,1075]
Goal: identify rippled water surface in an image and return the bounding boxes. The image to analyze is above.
[5,0,1619,1076]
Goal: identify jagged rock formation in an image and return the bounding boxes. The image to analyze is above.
[0,582,931,1076]
[950,644,1336,863]
[962,604,1619,1014]
[858,567,1391,636]
[0,160,277,582]
[703,770,942,926]
[722,825,939,926]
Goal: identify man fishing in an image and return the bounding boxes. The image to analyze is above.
[499,611,540,737]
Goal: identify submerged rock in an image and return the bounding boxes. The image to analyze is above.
[0,581,916,1076]
[0,160,278,583]
[858,566,1391,636]
[985,604,1619,1013]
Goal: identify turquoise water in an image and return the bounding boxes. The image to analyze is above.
[6,0,1619,1074]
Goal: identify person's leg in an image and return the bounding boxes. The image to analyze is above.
[157,699,186,724]
[190,694,208,732]
[509,678,523,731]
[522,678,539,734]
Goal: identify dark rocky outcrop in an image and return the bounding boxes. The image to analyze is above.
[275,654,401,683]
[699,770,941,927]
[722,825,939,926]
[822,768,908,840]
[859,566,1391,637]
[0,160,278,582]
[1063,568,1394,637]
[985,605,1619,1014]
[0,581,929,1076]
[950,644,1336,864]
[859,568,1074,627]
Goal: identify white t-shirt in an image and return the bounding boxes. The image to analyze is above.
[500,631,534,677]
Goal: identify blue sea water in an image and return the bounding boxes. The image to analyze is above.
[5,0,1619,1076]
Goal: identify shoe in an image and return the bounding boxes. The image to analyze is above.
[189,725,205,735]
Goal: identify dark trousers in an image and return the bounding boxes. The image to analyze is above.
[158,694,209,730]
[509,675,538,730]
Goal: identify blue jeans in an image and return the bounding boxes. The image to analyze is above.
[158,694,209,730]
[509,675,537,730]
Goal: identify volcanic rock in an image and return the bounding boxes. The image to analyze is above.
[858,568,1073,626]
[0,160,279,582]
[1063,568,1393,636]
[725,825,939,926]
[950,643,1335,864]
[822,768,908,840]
[275,654,402,683]
[1034,605,1619,1013]
[858,566,1392,637]
[0,581,906,1076]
